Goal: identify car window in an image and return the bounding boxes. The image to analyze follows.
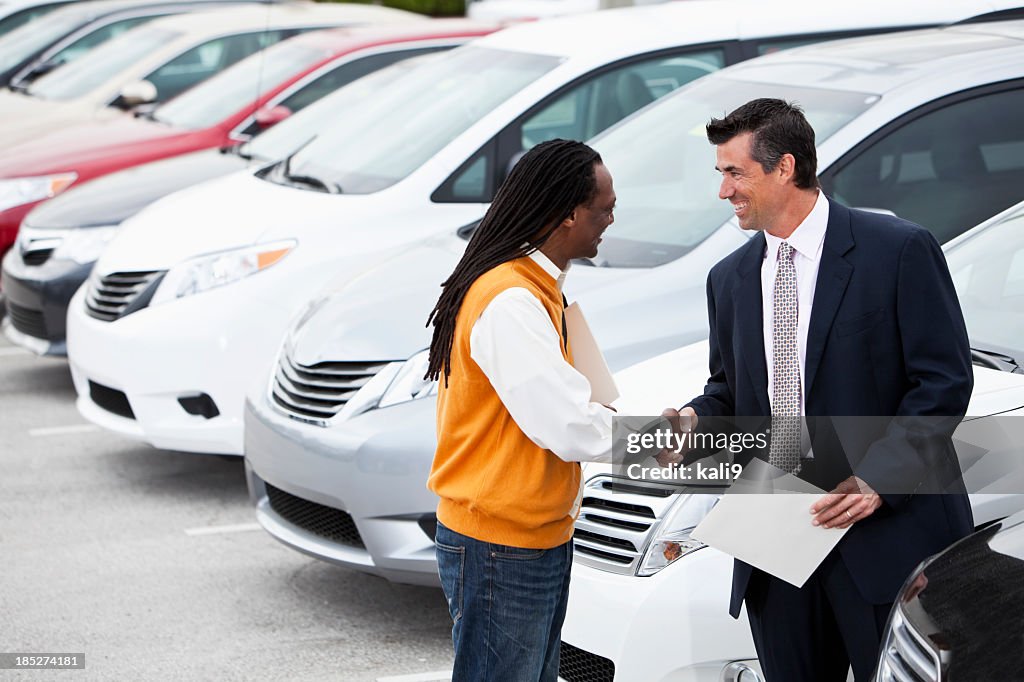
[49,14,162,65]
[0,2,68,38]
[279,46,560,194]
[588,76,875,267]
[236,45,450,138]
[947,209,1024,359]
[154,41,332,130]
[438,49,725,204]
[520,50,724,149]
[143,30,291,102]
[0,8,86,73]
[28,25,181,100]
[824,86,1024,245]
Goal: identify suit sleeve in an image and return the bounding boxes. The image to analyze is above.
[685,271,735,418]
[855,228,974,507]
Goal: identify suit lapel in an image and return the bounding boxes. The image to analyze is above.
[804,199,855,400]
[732,232,771,415]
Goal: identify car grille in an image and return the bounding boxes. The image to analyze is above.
[85,270,164,322]
[877,605,941,681]
[572,476,678,575]
[559,642,615,682]
[6,301,48,339]
[271,351,390,422]
[265,483,364,548]
[22,247,55,266]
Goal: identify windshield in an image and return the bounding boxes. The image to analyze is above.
[276,46,560,194]
[242,54,439,163]
[947,207,1024,361]
[0,7,85,73]
[591,77,878,267]
[28,25,179,101]
[154,41,332,130]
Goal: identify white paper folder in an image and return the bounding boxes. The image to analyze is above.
[564,301,619,405]
[690,460,849,587]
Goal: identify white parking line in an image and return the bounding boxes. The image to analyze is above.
[184,523,262,537]
[0,347,29,357]
[28,424,101,437]
[376,672,452,682]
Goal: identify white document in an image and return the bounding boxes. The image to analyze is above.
[691,460,849,587]
[564,301,619,405]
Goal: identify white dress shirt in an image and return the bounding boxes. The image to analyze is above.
[469,251,614,463]
[761,190,829,414]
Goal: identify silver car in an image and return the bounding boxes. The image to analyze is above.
[245,19,1024,584]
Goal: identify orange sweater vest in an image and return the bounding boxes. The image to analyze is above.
[427,257,580,549]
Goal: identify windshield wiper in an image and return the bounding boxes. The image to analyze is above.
[971,347,1024,374]
[276,136,342,194]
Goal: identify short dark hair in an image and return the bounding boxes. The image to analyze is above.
[425,139,602,384]
[706,98,819,189]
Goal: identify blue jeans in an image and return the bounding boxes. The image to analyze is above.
[435,521,573,682]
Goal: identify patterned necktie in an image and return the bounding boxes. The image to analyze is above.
[769,241,801,474]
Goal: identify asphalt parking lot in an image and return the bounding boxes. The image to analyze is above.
[0,334,454,681]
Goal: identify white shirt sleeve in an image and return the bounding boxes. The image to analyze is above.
[469,287,614,463]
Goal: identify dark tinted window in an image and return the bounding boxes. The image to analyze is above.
[825,87,1024,244]
[0,2,68,37]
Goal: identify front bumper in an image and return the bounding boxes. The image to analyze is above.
[561,550,759,682]
[1,246,92,355]
[65,281,292,455]
[244,388,440,585]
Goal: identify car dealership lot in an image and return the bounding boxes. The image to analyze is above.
[0,336,453,681]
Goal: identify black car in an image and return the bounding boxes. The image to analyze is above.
[0,0,272,89]
[876,507,1024,681]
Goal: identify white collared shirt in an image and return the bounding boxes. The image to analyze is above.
[468,250,614,463]
[761,190,829,414]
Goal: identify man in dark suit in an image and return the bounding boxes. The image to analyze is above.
[661,99,975,681]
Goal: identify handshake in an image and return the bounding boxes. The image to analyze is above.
[652,406,699,467]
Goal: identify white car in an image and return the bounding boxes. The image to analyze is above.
[559,202,1024,682]
[466,0,664,22]
[63,0,992,456]
[0,0,78,37]
[241,17,1024,589]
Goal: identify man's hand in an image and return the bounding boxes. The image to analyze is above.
[653,406,698,467]
[810,476,882,529]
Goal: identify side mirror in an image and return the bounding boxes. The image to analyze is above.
[253,104,292,130]
[115,80,157,109]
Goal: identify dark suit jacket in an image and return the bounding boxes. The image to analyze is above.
[686,198,975,618]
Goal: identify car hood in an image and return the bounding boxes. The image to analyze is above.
[0,115,198,178]
[286,231,653,367]
[0,91,105,148]
[282,220,743,371]
[611,340,1024,418]
[25,148,252,229]
[96,170,385,273]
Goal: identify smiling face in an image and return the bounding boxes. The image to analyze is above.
[567,162,616,259]
[715,131,786,232]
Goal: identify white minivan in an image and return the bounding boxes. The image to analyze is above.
[65,0,1002,455]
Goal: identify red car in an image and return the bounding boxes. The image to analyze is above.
[0,19,497,258]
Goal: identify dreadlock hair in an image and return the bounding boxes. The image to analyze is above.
[425,138,603,385]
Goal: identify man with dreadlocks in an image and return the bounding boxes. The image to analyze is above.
[424,139,617,681]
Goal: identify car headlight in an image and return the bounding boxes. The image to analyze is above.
[0,173,77,213]
[637,493,717,576]
[340,348,437,419]
[51,226,119,265]
[150,240,295,304]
